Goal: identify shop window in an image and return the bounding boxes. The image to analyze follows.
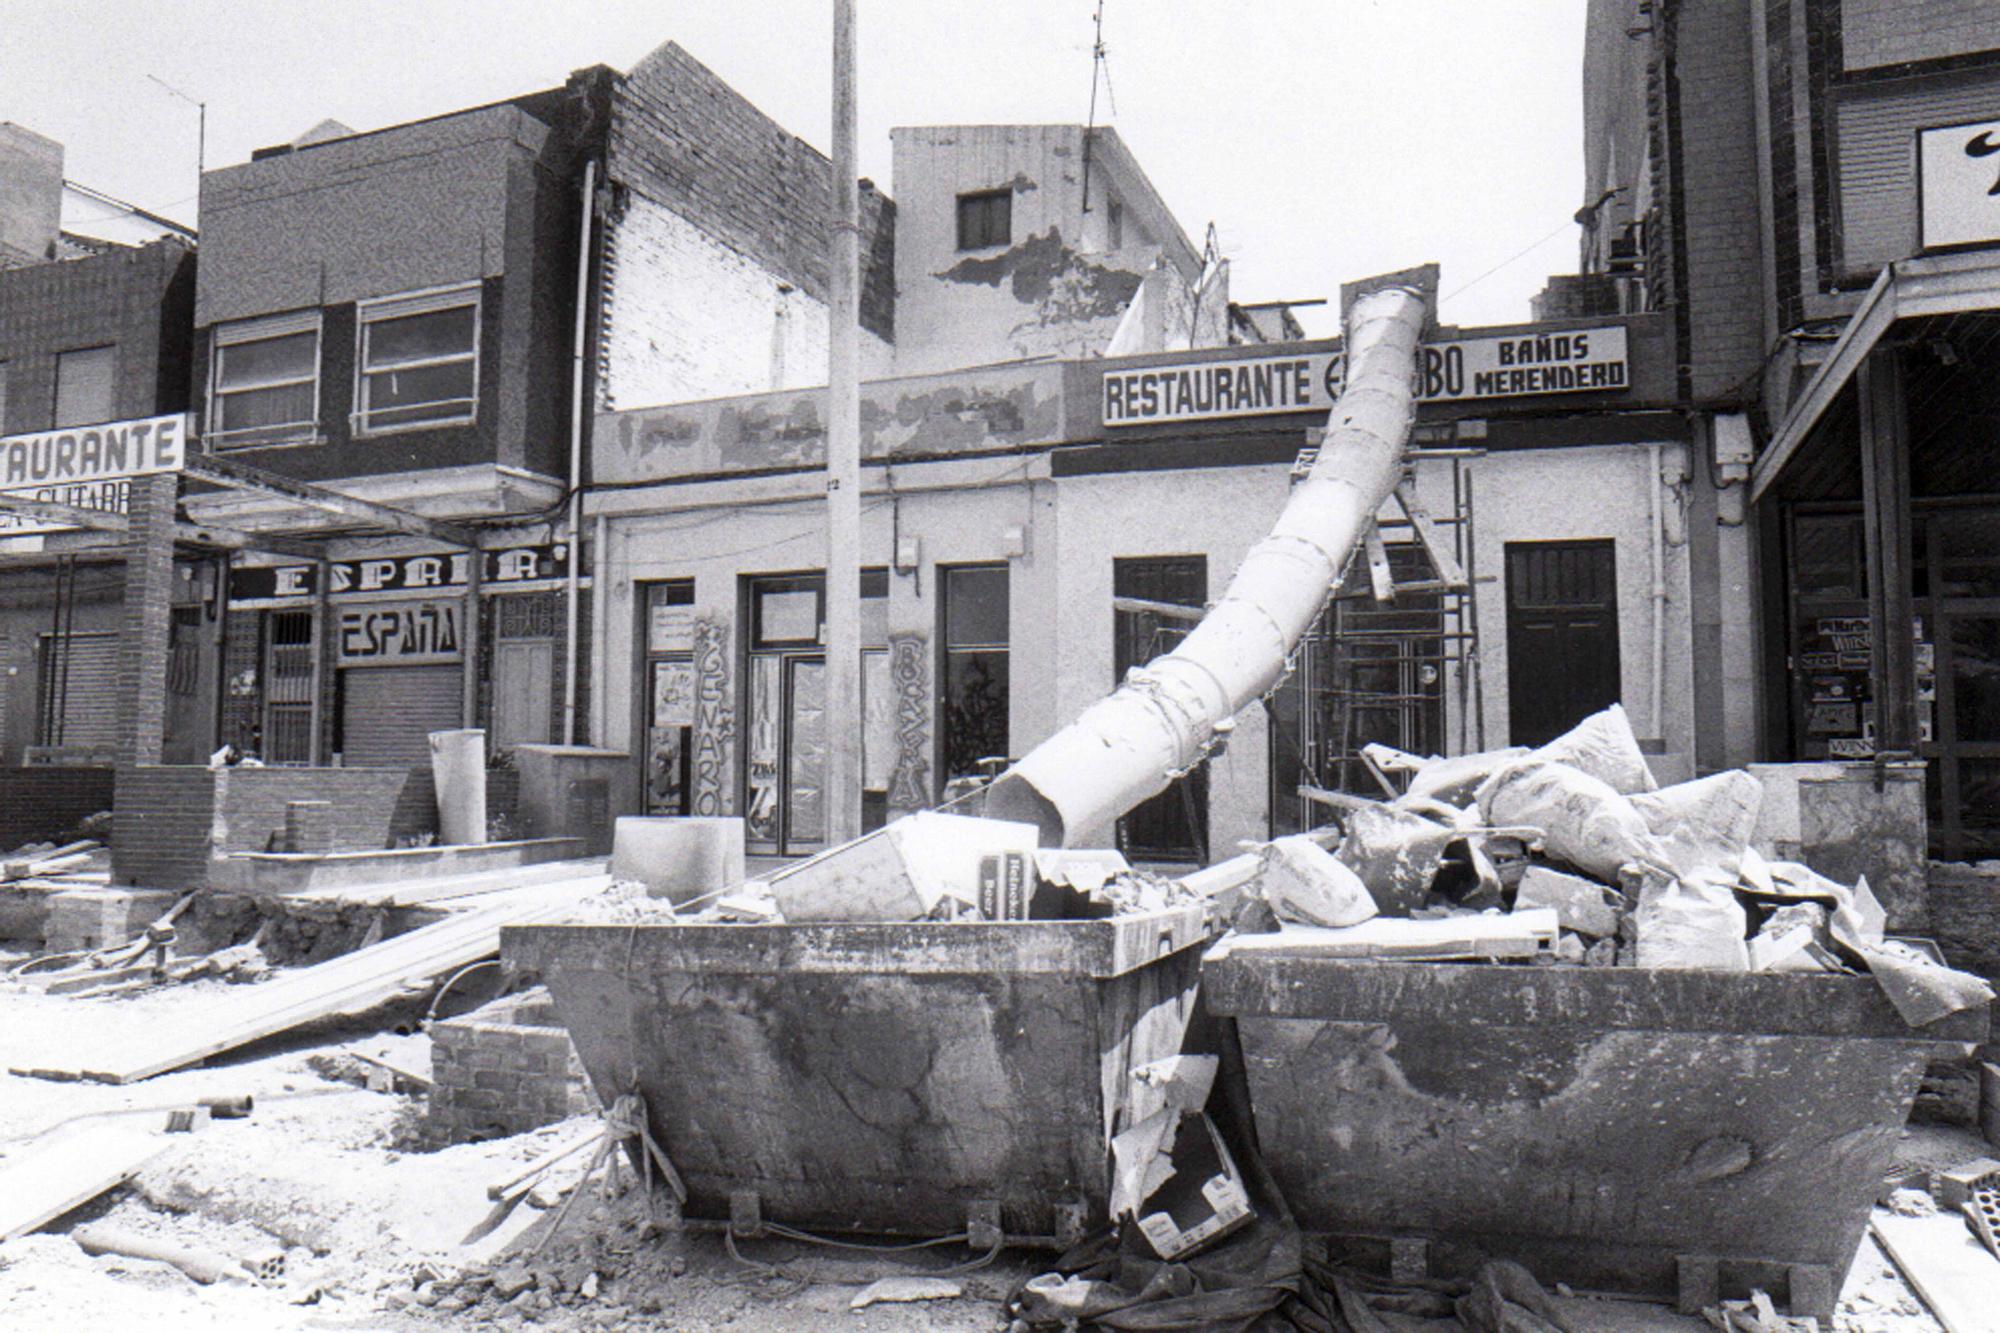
[168,605,203,697]
[355,285,479,434]
[211,310,321,447]
[956,189,1011,251]
[53,345,114,428]
[1114,556,1208,862]
[939,564,1010,786]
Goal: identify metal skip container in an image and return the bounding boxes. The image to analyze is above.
[502,906,1208,1243]
[1200,953,1988,1315]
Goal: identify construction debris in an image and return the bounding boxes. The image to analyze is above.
[0,1124,167,1242]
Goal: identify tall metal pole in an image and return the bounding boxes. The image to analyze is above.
[825,0,864,843]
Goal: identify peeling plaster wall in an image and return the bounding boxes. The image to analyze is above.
[598,192,892,412]
[593,360,1067,482]
[891,126,1188,376]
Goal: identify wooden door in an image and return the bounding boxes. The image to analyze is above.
[1505,540,1622,748]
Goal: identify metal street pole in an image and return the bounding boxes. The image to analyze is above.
[825,0,864,844]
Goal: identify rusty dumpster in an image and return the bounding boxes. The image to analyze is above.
[502,905,1207,1244]
[1200,950,1989,1317]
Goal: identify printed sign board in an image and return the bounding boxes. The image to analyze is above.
[1101,327,1630,428]
[1920,117,2000,251]
[230,544,570,601]
[336,597,463,667]
[0,413,190,535]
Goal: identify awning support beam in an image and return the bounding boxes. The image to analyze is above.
[183,453,484,549]
[0,493,323,558]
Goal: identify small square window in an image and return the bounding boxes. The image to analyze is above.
[355,286,480,434]
[53,345,114,429]
[211,310,321,448]
[956,189,1012,251]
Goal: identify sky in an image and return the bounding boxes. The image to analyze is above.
[2,0,1590,336]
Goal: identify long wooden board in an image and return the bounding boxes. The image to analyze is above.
[1208,908,1558,961]
[14,875,608,1085]
[1874,1212,2000,1333]
[0,1125,166,1241]
[290,857,611,908]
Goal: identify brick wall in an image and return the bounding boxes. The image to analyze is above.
[1671,0,1769,404]
[1843,0,2000,71]
[0,766,113,849]
[1930,860,2000,982]
[0,237,194,435]
[606,41,894,347]
[426,986,594,1146]
[111,764,218,889]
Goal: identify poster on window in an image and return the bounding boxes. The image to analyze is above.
[652,659,696,728]
[649,603,696,654]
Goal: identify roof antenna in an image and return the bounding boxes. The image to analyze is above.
[1082,0,1111,213]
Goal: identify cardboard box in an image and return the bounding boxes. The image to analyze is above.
[1131,1112,1254,1261]
[770,812,1040,923]
[977,850,1032,920]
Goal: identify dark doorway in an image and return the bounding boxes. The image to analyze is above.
[1114,555,1208,863]
[1505,540,1621,747]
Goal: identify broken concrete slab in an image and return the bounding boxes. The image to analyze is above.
[1515,865,1621,938]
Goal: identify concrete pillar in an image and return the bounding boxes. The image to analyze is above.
[116,472,178,767]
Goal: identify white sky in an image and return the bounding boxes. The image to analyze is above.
[2,0,1589,336]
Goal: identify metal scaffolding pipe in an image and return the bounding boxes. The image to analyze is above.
[984,285,1428,846]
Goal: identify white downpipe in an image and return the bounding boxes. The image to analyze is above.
[1648,440,1665,741]
[563,158,597,747]
[984,286,1429,846]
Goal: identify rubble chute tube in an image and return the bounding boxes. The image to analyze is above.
[984,285,1427,847]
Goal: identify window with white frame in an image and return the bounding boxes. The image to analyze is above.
[210,310,321,447]
[355,285,479,434]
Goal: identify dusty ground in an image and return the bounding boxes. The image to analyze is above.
[0,960,1974,1332]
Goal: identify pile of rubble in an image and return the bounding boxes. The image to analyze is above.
[1224,705,1989,1021]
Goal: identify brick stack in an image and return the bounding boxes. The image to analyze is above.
[426,987,595,1146]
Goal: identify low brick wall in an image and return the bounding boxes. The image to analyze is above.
[1930,860,2000,983]
[427,987,594,1146]
[0,767,114,850]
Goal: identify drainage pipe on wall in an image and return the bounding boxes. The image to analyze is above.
[563,157,598,747]
[1648,440,1665,741]
[983,285,1428,846]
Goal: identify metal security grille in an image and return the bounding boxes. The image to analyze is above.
[263,610,316,765]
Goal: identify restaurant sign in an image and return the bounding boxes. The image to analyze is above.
[230,544,571,601]
[1101,327,1630,428]
[1919,117,2000,251]
[0,413,190,535]
[336,597,462,667]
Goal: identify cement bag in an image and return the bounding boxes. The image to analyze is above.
[1255,835,1378,929]
[1634,869,1750,971]
[1629,769,1763,884]
[1530,703,1657,794]
[1476,760,1664,882]
[1333,802,1456,914]
[1398,746,1531,809]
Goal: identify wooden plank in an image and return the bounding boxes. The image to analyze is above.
[1873,1212,2000,1333]
[15,877,607,1085]
[1362,522,1395,604]
[290,858,611,909]
[0,1125,166,1241]
[1393,480,1468,590]
[1208,908,1558,961]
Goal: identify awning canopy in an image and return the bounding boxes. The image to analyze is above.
[1753,249,2000,503]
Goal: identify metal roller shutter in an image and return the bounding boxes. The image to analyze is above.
[42,632,120,748]
[340,666,463,767]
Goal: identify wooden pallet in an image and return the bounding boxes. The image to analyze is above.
[13,875,609,1085]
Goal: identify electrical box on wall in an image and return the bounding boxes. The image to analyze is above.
[1001,525,1028,558]
[895,535,921,573]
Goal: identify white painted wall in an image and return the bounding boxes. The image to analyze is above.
[599,194,892,413]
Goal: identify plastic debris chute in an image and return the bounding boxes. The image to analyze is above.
[984,285,1429,846]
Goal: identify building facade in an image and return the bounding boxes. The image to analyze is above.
[1574,0,2000,860]
[0,122,199,768]
[588,309,1696,862]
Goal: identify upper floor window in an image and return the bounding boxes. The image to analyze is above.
[211,310,321,448]
[355,285,479,434]
[956,189,1011,251]
[53,345,113,428]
